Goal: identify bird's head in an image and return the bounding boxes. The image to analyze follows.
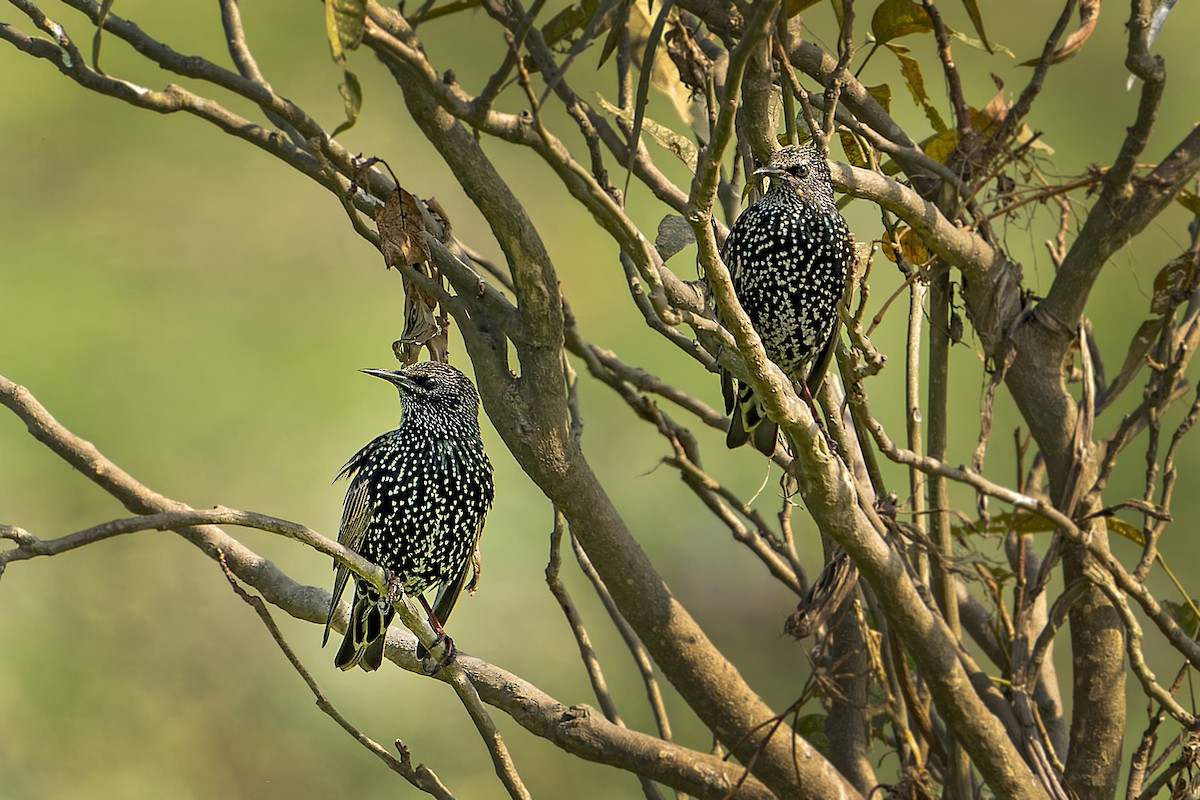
[361,361,481,429]
[754,143,836,207]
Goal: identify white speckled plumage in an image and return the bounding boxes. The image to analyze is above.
[324,361,494,671]
[720,144,853,454]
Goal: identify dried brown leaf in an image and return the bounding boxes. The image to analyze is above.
[376,188,446,364]
[1021,0,1099,65]
[664,20,710,100]
[377,187,432,269]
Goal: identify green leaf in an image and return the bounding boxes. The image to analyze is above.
[794,714,831,756]
[332,70,363,137]
[624,0,674,194]
[785,0,824,15]
[91,0,117,75]
[541,0,600,50]
[950,28,1014,56]
[1104,318,1165,405]
[950,511,1056,540]
[958,0,992,53]
[871,0,933,44]
[325,0,366,63]
[886,44,948,133]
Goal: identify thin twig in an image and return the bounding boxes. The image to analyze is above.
[215,552,456,799]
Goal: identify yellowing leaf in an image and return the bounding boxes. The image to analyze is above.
[839,131,871,169]
[325,0,366,62]
[920,129,958,164]
[866,83,893,114]
[886,43,948,133]
[871,0,934,44]
[880,226,931,266]
[1176,189,1200,217]
[1107,517,1145,546]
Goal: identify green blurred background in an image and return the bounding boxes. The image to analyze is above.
[2,2,1199,797]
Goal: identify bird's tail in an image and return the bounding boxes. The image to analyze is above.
[334,581,395,671]
[722,370,778,455]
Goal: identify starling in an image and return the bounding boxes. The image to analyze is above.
[718,143,853,454]
[323,361,494,671]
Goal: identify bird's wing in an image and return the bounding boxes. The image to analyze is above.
[429,510,488,629]
[323,449,376,647]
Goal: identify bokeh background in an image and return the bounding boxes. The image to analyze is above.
[2,2,1199,797]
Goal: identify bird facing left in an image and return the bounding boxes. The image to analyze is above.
[323,360,494,671]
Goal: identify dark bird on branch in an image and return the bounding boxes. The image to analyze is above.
[718,143,853,454]
[323,361,494,671]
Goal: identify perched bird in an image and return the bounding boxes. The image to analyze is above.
[323,361,494,671]
[719,143,853,454]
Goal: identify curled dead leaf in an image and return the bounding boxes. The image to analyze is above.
[1021,0,1099,65]
[376,187,448,364]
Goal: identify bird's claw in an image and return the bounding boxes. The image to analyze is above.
[384,569,407,605]
[420,633,457,675]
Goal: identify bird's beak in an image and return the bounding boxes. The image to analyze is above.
[753,165,788,179]
[360,368,412,389]
[752,165,789,191]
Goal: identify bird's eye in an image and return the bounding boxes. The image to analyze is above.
[416,374,438,390]
[788,163,810,179]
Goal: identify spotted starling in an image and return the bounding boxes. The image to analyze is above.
[323,361,494,671]
[719,143,853,454]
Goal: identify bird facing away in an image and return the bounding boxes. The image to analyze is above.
[718,143,853,454]
[323,361,494,671]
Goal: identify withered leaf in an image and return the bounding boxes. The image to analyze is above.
[376,188,447,364]
[664,20,710,100]
[1021,0,1098,65]
[655,214,695,261]
[376,186,432,269]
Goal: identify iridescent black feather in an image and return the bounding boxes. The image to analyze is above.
[323,361,494,671]
[719,144,853,454]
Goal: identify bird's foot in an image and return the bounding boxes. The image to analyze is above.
[420,633,457,675]
[818,422,839,455]
[384,569,407,605]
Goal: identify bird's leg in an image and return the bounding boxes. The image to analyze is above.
[416,593,457,674]
[797,378,838,453]
[383,568,405,607]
